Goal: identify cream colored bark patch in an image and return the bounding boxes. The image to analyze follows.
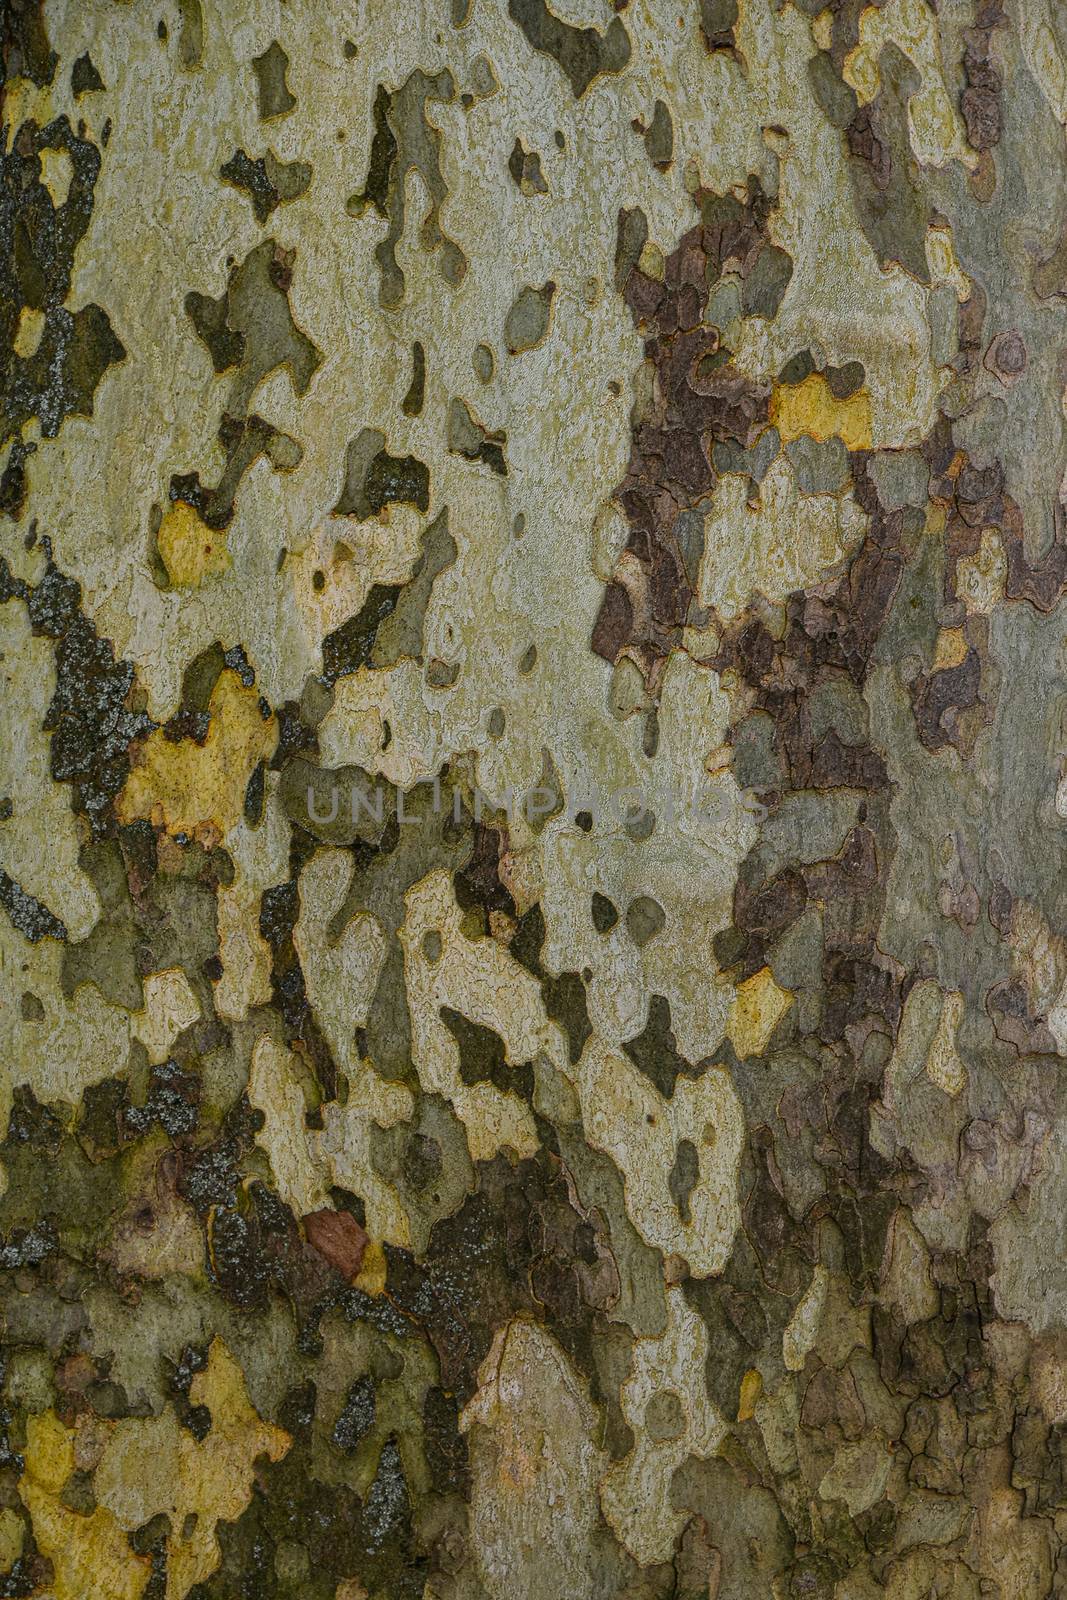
[461,1321,605,1600]
[600,1285,725,1566]
[844,0,977,170]
[38,146,74,208]
[401,869,548,1162]
[103,1155,204,1281]
[248,1036,330,1218]
[214,774,289,1022]
[131,968,201,1063]
[783,1264,828,1371]
[576,1036,743,1277]
[1,924,131,1109]
[215,877,275,1020]
[319,1068,416,1248]
[292,518,425,664]
[699,456,866,621]
[249,1035,414,1244]
[957,528,1007,614]
[537,651,755,1064]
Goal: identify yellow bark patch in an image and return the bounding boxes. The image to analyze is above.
[94,1337,291,1600]
[932,627,968,672]
[737,1367,763,1422]
[156,500,231,587]
[770,372,873,451]
[811,9,833,50]
[118,670,275,838]
[354,1238,389,1295]
[13,307,45,360]
[19,1411,150,1600]
[726,966,793,1058]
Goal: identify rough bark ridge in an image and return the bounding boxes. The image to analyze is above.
[1,2,1067,1597]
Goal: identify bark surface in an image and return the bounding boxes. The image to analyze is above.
[1,2,1066,1597]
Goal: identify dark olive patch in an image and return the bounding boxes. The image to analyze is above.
[507,0,631,97]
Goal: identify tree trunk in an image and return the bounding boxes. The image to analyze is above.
[1,1,1064,1596]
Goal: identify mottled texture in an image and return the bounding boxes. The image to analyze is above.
[1,2,1067,1598]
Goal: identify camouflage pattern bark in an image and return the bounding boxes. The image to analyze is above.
[1,1,1067,1597]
